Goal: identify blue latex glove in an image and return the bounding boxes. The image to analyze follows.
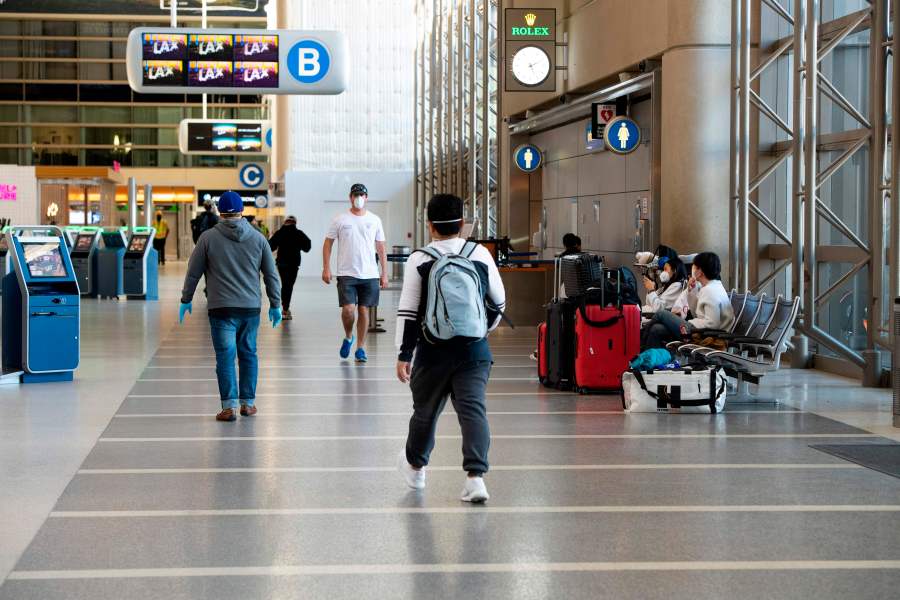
[269,307,283,328]
[179,302,192,324]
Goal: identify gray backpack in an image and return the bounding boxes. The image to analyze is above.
[418,242,488,343]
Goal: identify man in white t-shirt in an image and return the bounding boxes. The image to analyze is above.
[322,183,389,362]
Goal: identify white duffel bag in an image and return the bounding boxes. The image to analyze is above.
[622,366,727,413]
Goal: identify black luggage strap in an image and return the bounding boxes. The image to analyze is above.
[577,298,623,329]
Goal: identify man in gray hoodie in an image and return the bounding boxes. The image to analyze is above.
[179,191,283,422]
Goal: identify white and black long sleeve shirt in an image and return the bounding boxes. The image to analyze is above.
[396,238,507,363]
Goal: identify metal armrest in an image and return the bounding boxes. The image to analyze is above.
[730,337,774,346]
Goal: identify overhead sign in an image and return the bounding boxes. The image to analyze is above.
[505,9,556,93]
[604,116,642,155]
[238,163,266,188]
[591,103,616,140]
[126,27,348,95]
[178,119,271,155]
[513,144,542,173]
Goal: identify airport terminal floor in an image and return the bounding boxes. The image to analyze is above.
[1,266,900,599]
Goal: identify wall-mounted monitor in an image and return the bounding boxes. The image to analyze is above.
[126,27,347,95]
[178,119,271,155]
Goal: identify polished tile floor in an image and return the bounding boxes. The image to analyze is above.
[1,267,900,599]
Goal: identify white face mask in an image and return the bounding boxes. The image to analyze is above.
[692,268,701,281]
[352,196,366,210]
[658,271,670,284]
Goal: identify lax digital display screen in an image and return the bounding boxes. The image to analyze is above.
[187,122,264,153]
[141,32,277,88]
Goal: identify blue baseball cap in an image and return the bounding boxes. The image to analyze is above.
[657,256,670,269]
[218,191,244,214]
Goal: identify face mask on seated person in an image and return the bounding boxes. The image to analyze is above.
[353,196,366,210]
[658,271,670,284]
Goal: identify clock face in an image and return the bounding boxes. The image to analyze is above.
[511,45,551,87]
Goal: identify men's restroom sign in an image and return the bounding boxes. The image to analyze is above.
[604,116,641,155]
[514,144,542,173]
[239,163,265,188]
[288,40,330,84]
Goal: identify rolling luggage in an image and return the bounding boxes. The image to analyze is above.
[544,299,575,389]
[622,365,727,413]
[560,252,602,298]
[572,269,640,393]
[537,322,548,383]
[573,303,640,392]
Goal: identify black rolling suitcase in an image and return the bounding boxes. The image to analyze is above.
[560,252,602,298]
[543,258,576,390]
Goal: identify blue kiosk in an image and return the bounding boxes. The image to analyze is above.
[70,226,101,297]
[1,226,80,383]
[123,226,158,301]
[96,227,126,299]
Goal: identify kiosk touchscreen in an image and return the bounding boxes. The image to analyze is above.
[123,227,158,300]
[1,228,80,383]
[96,229,127,299]
[70,228,100,297]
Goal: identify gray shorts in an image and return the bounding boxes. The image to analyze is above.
[337,276,380,307]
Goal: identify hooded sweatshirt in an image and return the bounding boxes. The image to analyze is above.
[181,217,281,314]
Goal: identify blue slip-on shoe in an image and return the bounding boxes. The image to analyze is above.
[355,348,368,363]
[340,336,355,359]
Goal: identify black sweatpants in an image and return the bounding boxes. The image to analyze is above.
[153,238,166,264]
[406,358,492,475]
[277,263,299,311]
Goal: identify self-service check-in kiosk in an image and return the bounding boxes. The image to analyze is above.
[97,228,126,299]
[1,227,80,383]
[123,226,158,300]
[0,226,10,294]
[70,227,101,297]
[63,227,80,251]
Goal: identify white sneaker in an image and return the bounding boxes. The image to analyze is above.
[397,450,425,490]
[461,476,490,503]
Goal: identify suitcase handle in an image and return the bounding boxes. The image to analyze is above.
[577,301,622,328]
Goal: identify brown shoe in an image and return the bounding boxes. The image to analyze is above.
[216,408,236,422]
[240,404,258,417]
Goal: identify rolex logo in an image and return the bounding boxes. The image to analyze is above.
[511,12,550,37]
[524,13,537,26]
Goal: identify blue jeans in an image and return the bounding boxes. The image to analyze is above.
[642,310,691,350]
[209,315,260,410]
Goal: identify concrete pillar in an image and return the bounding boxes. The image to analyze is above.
[659,47,732,274]
[269,0,291,184]
[144,184,153,229]
[127,177,138,232]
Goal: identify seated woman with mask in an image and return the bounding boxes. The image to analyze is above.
[641,252,735,349]
[641,256,687,314]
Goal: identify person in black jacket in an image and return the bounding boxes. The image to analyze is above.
[192,201,220,244]
[268,215,312,320]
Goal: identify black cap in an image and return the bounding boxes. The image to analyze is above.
[350,183,368,196]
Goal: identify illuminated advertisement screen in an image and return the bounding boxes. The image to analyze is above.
[188,61,233,87]
[234,61,278,88]
[234,34,278,62]
[143,60,185,86]
[187,122,263,153]
[188,34,233,61]
[142,33,187,60]
[140,32,278,89]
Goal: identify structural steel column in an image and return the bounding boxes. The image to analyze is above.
[863,0,887,385]
[891,0,900,306]
[127,177,138,232]
[144,184,153,229]
[790,0,810,367]
[730,0,741,288]
[803,0,819,346]
[456,0,465,197]
[738,0,752,293]
[480,0,490,238]
[469,0,478,221]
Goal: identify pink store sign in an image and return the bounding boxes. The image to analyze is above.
[0,184,16,201]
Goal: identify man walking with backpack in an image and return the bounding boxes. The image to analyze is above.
[192,200,219,244]
[395,194,506,503]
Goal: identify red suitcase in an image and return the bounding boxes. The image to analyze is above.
[537,322,548,383]
[573,303,640,393]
